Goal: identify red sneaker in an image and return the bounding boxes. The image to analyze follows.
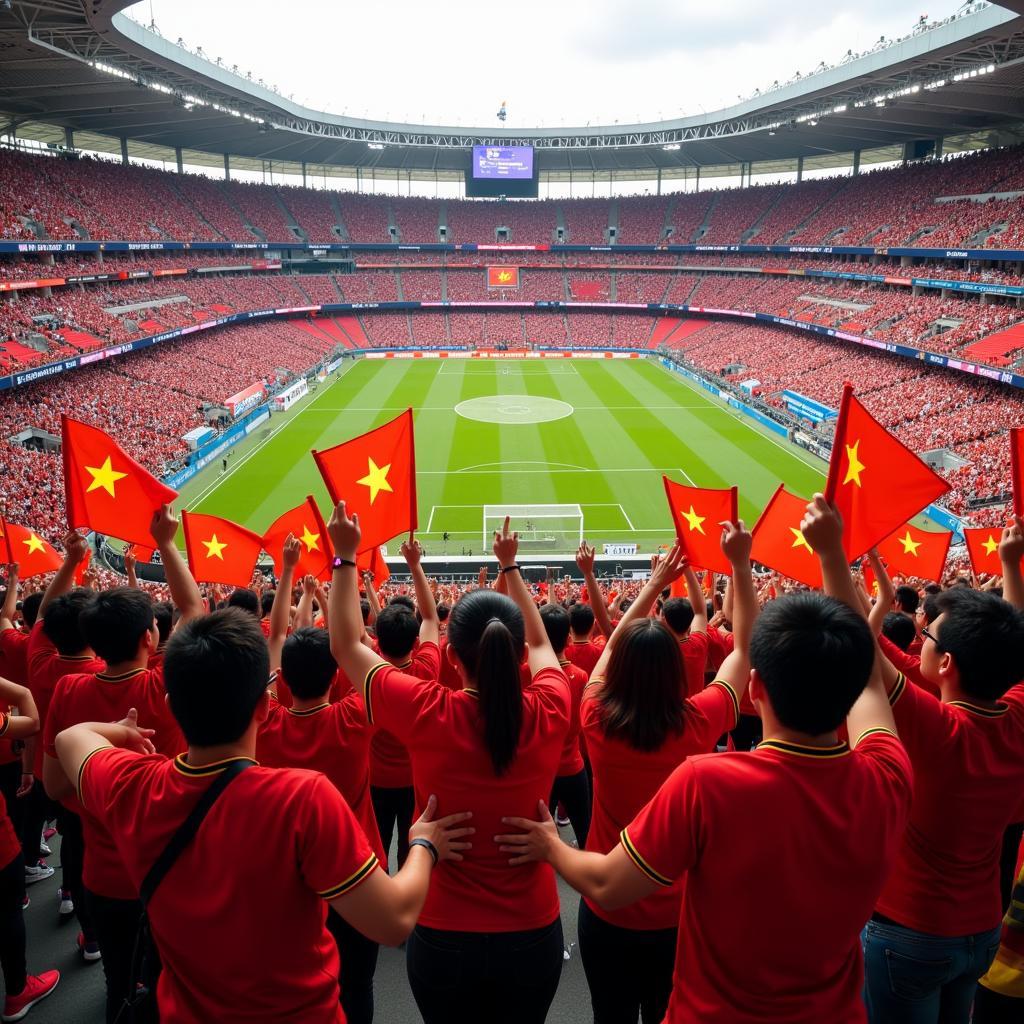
[2,971,60,1021]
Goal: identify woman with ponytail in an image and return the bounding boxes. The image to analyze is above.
[328,505,570,1024]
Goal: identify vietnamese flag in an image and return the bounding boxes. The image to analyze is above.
[62,416,178,548]
[358,545,390,586]
[74,548,91,587]
[964,527,1005,578]
[181,511,264,588]
[662,477,736,575]
[313,409,417,552]
[825,385,950,561]
[750,484,822,589]
[0,520,62,578]
[487,266,520,289]
[1012,428,1024,519]
[262,496,331,580]
[877,523,951,583]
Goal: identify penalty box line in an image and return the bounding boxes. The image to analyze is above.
[425,502,635,533]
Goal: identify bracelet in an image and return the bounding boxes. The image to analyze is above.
[331,556,357,570]
[409,837,438,866]
[500,564,520,575]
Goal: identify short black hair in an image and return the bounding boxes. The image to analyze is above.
[923,583,942,596]
[226,589,259,616]
[375,603,419,659]
[21,592,43,628]
[894,585,919,614]
[260,591,275,617]
[388,595,415,613]
[932,589,1024,702]
[922,593,941,625]
[750,593,874,735]
[569,603,594,636]
[881,612,916,652]
[164,608,269,746]
[539,604,570,655]
[153,602,174,645]
[661,597,695,635]
[80,588,154,664]
[41,589,95,657]
[437,603,450,622]
[281,627,337,700]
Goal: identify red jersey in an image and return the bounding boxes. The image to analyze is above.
[363,662,569,931]
[565,638,604,678]
[27,621,104,778]
[44,667,185,899]
[583,680,738,930]
[80,749,376,1024]
[704,628,730,675]
[438,636,462,691]
[0,628,29,685]
[877,636,939,697]
[623,732,912,1023]
[0,713,18,868]
[877,674,1024,936]
[369,642,440,790]
[257,694,384,863]
[679,631,710,698]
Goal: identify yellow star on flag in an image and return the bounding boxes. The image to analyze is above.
[843,440,865,487]
[23,534,45,556]
[899,531,921,557]
[498,271,511,282]
[357,458,393,505]
[203,534,227,560]
[789,527,813,554]
[84,456,128,497]
[680,505,706,534]
[983,534,999,556]
[299,525,320,552]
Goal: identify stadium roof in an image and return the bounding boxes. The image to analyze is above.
[2,1,1024,182]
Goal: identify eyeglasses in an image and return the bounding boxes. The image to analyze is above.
[921,627,942,650]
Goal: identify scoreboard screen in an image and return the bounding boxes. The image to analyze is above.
[472,145,535,180]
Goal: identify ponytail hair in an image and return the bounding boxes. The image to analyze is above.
[447,590,524,776]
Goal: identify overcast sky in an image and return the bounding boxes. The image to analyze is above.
[133,0,963,127]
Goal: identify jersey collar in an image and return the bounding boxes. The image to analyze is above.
[174,754,258,777]
[758,739,850,759]
[286,703,330,717]
[96,668,147,683]
[947,699,1008,719]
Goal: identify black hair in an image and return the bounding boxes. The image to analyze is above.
[389,595,416,613]
[281,627,337,700]
[446,590,524,776]
[260,591,275,617]
[923,583,942,596]
[539,604,570,655]
[922,593,941,625]
[359,599,370,624]
[599,618,685,751]
[894,585,919,615]
[881,612,916,652]
[437,603,450,622]
[569,602,594,636]
[21,592,42,628]
[153,602,174,646]
[226,588,259,616]
[164,608,270,746]
[375,603,419,659]
[41,589,95,656]
[661,597,695,635]
[618,598,633,615]
[80,588,154,664]
[750,593,874,734]
[932,589,1024,702]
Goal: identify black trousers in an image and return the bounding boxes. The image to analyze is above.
[0,764,25,851]
[0,852,26,997]
[326,907,379,1024]
[577,898,677,1024]
[19,778,52,866]
[549,769,592,849]
[370,785,413,871]
[85,888,159,1024]
[57,807,96,941]
[406,918,563,1024]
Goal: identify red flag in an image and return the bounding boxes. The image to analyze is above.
[662,477,736,575]
[750,485,822,589]
[358,545,390,586]
[0,521,62,578]
[313,409,416,552]
[262,496,331,580]
[1012,428,1024,519]
[62,416,177,548]
[0,515,12,566]
[181,511,264,588]
[74,548,91,587]
[877,523,951,583]
[824,385,950,560]
[964,527,1005,578]
[125,544,157,565]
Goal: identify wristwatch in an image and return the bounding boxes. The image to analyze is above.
[332,556,357,570]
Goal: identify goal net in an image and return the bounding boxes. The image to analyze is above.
[483,504,584,552]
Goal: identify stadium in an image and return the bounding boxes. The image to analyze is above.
[1,0,1024,1021]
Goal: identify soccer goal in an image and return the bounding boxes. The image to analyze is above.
[483,504,584,552]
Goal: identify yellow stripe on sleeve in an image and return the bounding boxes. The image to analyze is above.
[318,855,378,900]
[620,828,673,887]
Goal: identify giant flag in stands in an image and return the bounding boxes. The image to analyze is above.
[62,416,177,548]
[313,409,417,552]
[1012,428,1023,519]
[877,522,952,583]
[825,385,949,561]
[262,496,331,581]
[662,477,736,575]
[0,518,62,578]
[750,485,822,589]
[182,511,264,589]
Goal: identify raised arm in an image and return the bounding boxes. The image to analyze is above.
[401,534,439,647]
[150,506,204,623]
[295,576,316,631]
[683,566,709,635]
[999,516,1024,611]
[576,542,613,638]
[362,570,380,626]
[38,532,89,618]
[716,521,756,702]
[268,536,300,672]
[865,548,896,637]
[0,565,18,631]
[123,547,139,589]
[494,517,559,676]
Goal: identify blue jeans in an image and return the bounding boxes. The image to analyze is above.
[862,917,1001,1024]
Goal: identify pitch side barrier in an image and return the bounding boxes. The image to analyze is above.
[2,299,1023,395]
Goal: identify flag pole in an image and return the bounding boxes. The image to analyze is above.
[823,383,854,505]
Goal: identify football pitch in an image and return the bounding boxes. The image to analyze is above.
[177,356,829,556]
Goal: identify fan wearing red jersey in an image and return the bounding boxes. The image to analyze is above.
[499,497,912,1024]
[53,606,473,1024]
[564,551,606,678]
[257,536,382,1024]
[328,507,570,1024]
[657,565,711,698]
[863,516,1024,1024]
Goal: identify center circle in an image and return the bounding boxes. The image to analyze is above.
[454,395,574,425]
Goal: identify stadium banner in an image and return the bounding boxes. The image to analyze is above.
[603,543,638,556]
[273,379,308,411]
[224,382,267,418]
[486,266,520,289]
[782,390,838,424]
[0,277,65,292]
[326,357,345,373]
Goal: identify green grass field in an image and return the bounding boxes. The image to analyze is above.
[177,356,829,555]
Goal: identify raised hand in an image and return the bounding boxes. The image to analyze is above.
[999,515,1024,566]
[282,533,301,570]
[800,494,844,557]
[149,504,180,548]
[719,519,752,567]
[649,544,688,589]
[493,515,519,569]
[576,541,596,576]
[63,531,89,566]
[400,533,423,568]
[409,794,474,864]
[327,501,361,561]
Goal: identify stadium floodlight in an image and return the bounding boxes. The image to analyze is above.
[482,505,584,553]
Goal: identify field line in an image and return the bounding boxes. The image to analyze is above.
[617,504,636,530]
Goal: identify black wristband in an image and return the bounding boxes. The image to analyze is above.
[331,556,357,570]
[409,837,438,865]
[500,564,520,575]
